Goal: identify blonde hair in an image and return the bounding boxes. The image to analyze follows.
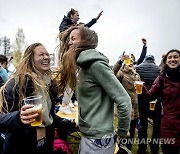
[0,43,51,113]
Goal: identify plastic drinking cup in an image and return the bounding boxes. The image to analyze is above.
[23,95,43,127]
[149,100,156,111]
[124,56,131,65]
[135,81,144,94]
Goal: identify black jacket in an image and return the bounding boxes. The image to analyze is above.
[59,16,74,32]
[0,77,76,154]
[136,59,160,90]
[59,15,97,32]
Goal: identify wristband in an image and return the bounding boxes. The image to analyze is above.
[117,60,123,65]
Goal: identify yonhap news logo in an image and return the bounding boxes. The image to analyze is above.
[118,138,176,145]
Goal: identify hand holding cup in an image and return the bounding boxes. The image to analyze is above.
[134,81,144,94]
[23,95,43,127]
[20,104,39,125]
[119,51,130,64]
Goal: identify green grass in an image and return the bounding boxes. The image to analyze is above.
[67,117,156,154]
[67,131,81,154]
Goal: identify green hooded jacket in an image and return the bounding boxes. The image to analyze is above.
[76,49,132,139]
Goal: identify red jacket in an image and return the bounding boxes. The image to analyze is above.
[143,73,180,146]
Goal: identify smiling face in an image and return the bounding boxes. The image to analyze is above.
[68,29,81,48]
[33,45,50,73]
[166,51,180,69]
[124,60,135,72]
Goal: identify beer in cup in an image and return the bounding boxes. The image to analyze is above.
[135,81,144,94]
[23,95,43,127]
[149,100,157,111]
[124,56,131,65]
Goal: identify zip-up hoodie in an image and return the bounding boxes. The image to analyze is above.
[76,49,131,139]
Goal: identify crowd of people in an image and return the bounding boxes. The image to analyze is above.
[0,8,179,154]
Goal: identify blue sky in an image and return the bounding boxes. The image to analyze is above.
[0,0,180,65]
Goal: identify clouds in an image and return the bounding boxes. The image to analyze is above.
[0,0,180,65]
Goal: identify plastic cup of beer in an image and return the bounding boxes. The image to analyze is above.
[124,56,131,65]
[149,100,156,111]
[23,95,43,127]
[135,81,144,94]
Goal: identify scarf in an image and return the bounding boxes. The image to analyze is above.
[165,65,180,82]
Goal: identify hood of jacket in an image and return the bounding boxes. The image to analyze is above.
[59,16,74,32]
[76,49,109,68]
[62,16,72,23]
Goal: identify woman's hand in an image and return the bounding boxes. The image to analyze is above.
[117,131,130,147]
[20,104,38,125]
[126,131,130,138]
[96,11,103,20]
[119,51,129,62]
[142,38,147,46]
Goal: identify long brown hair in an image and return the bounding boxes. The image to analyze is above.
[161,49,180,73]
[55,26,98,95]
[0,43,50,113]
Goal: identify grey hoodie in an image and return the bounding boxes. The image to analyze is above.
[76,49,131,138]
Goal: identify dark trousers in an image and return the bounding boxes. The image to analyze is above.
[138,99,161,154]
[149,106,161,154]
[0,133,5,154]
[161,144,180,154]
[126,118,138,150]
[0,136,4,154]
